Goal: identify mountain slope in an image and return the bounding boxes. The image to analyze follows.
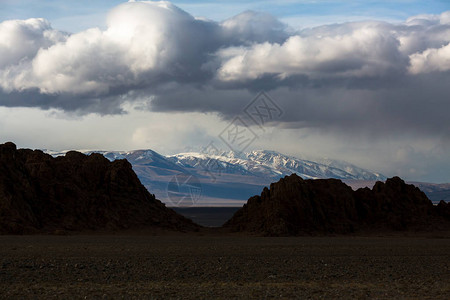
[170,150,385,181]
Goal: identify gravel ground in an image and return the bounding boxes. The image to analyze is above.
[0,234,449,299]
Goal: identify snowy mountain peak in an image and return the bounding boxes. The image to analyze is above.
[45,147,384,181]
[168,149,385,181]
[44,147,386,206]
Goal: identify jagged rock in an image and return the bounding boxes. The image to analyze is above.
[224,174,448,235]
[225,174,359,235]
[0,142,198,234]
[436,200,450,221]
[355,177,435,230]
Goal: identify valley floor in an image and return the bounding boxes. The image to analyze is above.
[0,234,449,299]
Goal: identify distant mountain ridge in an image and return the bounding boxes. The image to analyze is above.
[48,149,385,181]
[46,148,388,206]
[45,148,448,206]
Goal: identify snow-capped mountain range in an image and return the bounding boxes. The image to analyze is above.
[168,150,385,181]
[46,148,388,206]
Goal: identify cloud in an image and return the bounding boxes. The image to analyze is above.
[216,22,405,81]
[2,3,286,97]
[0,0,449,140]
[0,18,66,70]
[221,10,289,45]
[409,42,450,74]
[0,2,220,97]
[215,11,450,82]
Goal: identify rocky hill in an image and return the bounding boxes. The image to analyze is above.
[0,142,198,234]
[224,174,449,235]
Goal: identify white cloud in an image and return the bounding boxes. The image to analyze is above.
[215,10,450,81]
[409,42,450,74]
[217,22,404,81]
[0,18,66,92]
[441,11,450,24]
[401,12,450,74]
[221,10,288,44]
[0,1,218,95]
[1,2,450,99]
[0,18,65,69]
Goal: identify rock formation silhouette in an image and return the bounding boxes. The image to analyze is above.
[0,142,198,234]
[224,174,449,235]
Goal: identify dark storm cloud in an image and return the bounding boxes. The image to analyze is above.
[1,1,450,138]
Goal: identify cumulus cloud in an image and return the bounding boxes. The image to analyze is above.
[221,10,289,45]
[0,18,67,95]
[409,42,450,74]
[0,18,66,69]
[0,1,220,97]
[215,11,450,82]
[217,22,405,81]
[0,0,450,140]
[0,2,293,99]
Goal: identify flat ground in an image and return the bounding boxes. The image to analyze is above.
[0,234,449,299]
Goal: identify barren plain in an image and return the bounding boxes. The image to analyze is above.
[0,233,449,299]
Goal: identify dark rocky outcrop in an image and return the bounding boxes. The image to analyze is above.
[0,142,198,234]
[354,177,435,230]
[224,174,449,235]
[436,200,450,221]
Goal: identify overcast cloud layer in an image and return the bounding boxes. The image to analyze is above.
[1,1,450,182]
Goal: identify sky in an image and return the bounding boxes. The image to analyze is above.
[0,0,450,183]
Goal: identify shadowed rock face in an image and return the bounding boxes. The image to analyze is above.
[224,174,449,236]
[354,177,435,230]
[0,142,198,234]
[437,200,450,221]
